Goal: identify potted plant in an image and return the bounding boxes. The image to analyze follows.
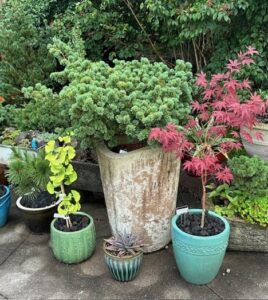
[104,232,144,282]
[0,184,11,227]
[6,148,60,233]
[209,155,268,252]
[38,38,194,252]
[45,134,96,264]
[149,48,265,284]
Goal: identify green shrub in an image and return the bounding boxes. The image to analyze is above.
[0,0,55,104]
[46,38,193,149]
[209,155,268,227]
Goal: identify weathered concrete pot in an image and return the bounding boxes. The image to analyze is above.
[227,216,268,252]
[71,160,103,192]
[241,123,268,160]
[96,143,181,253]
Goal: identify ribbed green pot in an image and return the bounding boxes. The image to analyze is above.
[50,212,96,264]
[104,244,143,282]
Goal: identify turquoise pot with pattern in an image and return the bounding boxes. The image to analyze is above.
[172,209,230,285]
[0,186,11,228]
[104,244,143,282]
[50,212,96,264]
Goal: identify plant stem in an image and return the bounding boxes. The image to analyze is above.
[200,173,207,228]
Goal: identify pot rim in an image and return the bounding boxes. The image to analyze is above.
[241,123,268,131]
[96,142,161,159]
[103,241,143,260]
[16,194,61,212]
[51,212,94,234]
[172,209,230,240]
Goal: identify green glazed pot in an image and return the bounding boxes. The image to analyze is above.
[50,212,96,264]
[104,243,143,282]
[172,209,230,285]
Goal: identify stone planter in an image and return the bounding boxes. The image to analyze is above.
[96,142,181,253]
[241,123,268,160]
[71,160,103,192]
[227,216,268,252]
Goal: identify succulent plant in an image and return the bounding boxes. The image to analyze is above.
[104,232,144,257]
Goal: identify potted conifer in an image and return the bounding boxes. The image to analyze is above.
[45,134,96,264]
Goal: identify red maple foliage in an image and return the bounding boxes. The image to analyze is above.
[149,47,267,228]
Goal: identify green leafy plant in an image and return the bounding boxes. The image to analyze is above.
[45,133,80,228]
[6,148,51,196]
[104,232,144,257]
[0,0,55,104]
[43,37,193,149]
[209,155,268,227]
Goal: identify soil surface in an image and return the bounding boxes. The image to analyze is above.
[21,191,57,208]
[257,114,268,124]
[54,214,90,232]
[176,212,225,236]
[0,185,6,198]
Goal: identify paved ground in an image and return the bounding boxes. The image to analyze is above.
[0,191,267,300]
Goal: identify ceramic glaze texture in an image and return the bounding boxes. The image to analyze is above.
[104,251,143,282]
[172,209,230,285]
[241,124,268,160]
[50,212,96,264]
[0,186,11,227]
[96,143,181,253]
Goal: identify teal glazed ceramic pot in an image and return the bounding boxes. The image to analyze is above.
[172,209,230,285]
[50,212,96,264]
[0,186,11,227]
[104,244,143,282]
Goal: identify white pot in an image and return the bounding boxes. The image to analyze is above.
[241,123,268,161]
[96,142,181,253]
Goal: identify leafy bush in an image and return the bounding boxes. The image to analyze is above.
[0,0,55,104]
[228,155,268,198]
[34,38,193,149]
[209,155,268,226]
[16,84,71,132]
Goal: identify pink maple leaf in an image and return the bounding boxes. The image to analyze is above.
[196,72,207,87]
[226,59,241,72]
[246,46,259,56]
[216,167,233,184]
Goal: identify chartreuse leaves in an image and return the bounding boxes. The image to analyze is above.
[45,133,81,219]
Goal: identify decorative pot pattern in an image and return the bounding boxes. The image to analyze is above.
[0,186,11,227]
[50,212,96,264]
[104,247,143,282]
[96,143,181,253]
[241,123,268,160]
[172,209,230,285]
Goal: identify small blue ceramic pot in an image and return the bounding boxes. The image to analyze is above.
[172,209,230,285]
[0,186,11,227]
[104,244,143,282]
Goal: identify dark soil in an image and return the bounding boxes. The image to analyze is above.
[112,141,146,153]
[54,214,90,232]
[0,185,6,198]
[21,191,57,208]
[176,211,225,236]
[257,114,268,124]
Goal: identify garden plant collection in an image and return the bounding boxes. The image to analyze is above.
[0,0,267,292]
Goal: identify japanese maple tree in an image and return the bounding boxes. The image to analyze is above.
[149,47,268,228]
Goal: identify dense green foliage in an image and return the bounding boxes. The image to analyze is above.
[0,0,55,104]
[209,155,268,226]
[6,149,51,196]
[44,38,193,148]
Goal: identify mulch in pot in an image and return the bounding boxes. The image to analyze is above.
[54,214,90,232]
[176,212,225,237]
[20,191,57,209]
